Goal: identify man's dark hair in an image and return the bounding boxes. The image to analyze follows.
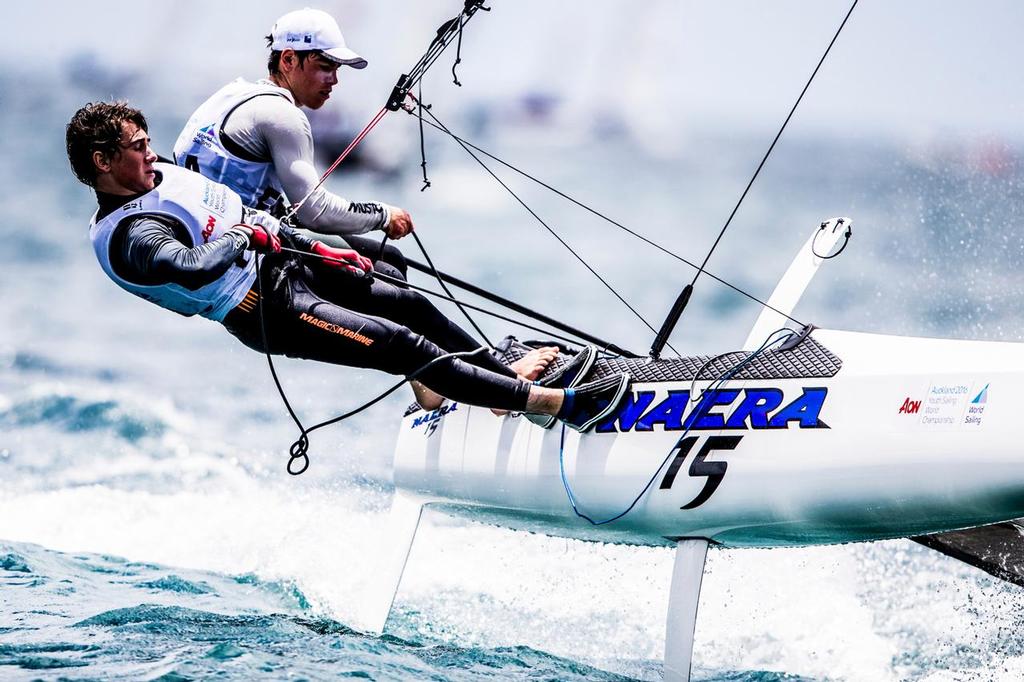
[265,34,324,75]
[66,101,148,187]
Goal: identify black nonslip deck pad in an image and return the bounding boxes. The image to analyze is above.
[500,334,843,384]
[403,334,842,416]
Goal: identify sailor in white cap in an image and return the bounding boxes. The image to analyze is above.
[270,7,368,71]
[173,7,414,282]
[172,8,560,408]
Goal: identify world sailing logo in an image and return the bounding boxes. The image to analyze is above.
[964,383,989,426]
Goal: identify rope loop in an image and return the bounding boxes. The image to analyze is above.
[287,434,311,476]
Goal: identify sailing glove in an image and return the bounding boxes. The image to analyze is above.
[245,224,281,254]
[239,207,282,254]
[311,241,373,276]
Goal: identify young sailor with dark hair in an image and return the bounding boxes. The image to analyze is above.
[68,101,629,432]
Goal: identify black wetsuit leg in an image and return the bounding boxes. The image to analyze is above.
[302,264,518,380]
[223,259,530,410]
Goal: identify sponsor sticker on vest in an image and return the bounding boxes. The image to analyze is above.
[201,180,228,214]
[202,216,216,242]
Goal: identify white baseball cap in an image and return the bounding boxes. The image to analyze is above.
[270,8,367,69]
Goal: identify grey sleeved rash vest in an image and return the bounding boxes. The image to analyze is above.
[119,217,249,290]
[221,84,389,235]
[95,190,315,291]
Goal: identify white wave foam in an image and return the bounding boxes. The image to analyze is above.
[3,473,1024,680]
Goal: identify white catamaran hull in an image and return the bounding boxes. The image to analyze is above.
[394,329,1024,548]
[360,220,1024,681]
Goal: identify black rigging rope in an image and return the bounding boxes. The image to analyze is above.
[398,0,859,344]
[400,255,638,356]
[416,80,431,191]
[252,254,486,476]
[451,4,467,86]
[277,246,589,347]
[410,231,493,349]
[408,93,678,355]
[387,1,489,111]
[689,0,859,290]
[405,111,804,327]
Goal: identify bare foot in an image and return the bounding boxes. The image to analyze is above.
[410,380,444,411]
[492,347,559,416]
[509,346,559,381]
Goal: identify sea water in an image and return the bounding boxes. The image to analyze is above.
[3,57,1024,681]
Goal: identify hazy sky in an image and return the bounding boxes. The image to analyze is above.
[13,1,1024,145]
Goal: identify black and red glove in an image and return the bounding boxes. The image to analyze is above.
[237,208,282,254]
[311,241,373,276]
[246,224,281,254]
